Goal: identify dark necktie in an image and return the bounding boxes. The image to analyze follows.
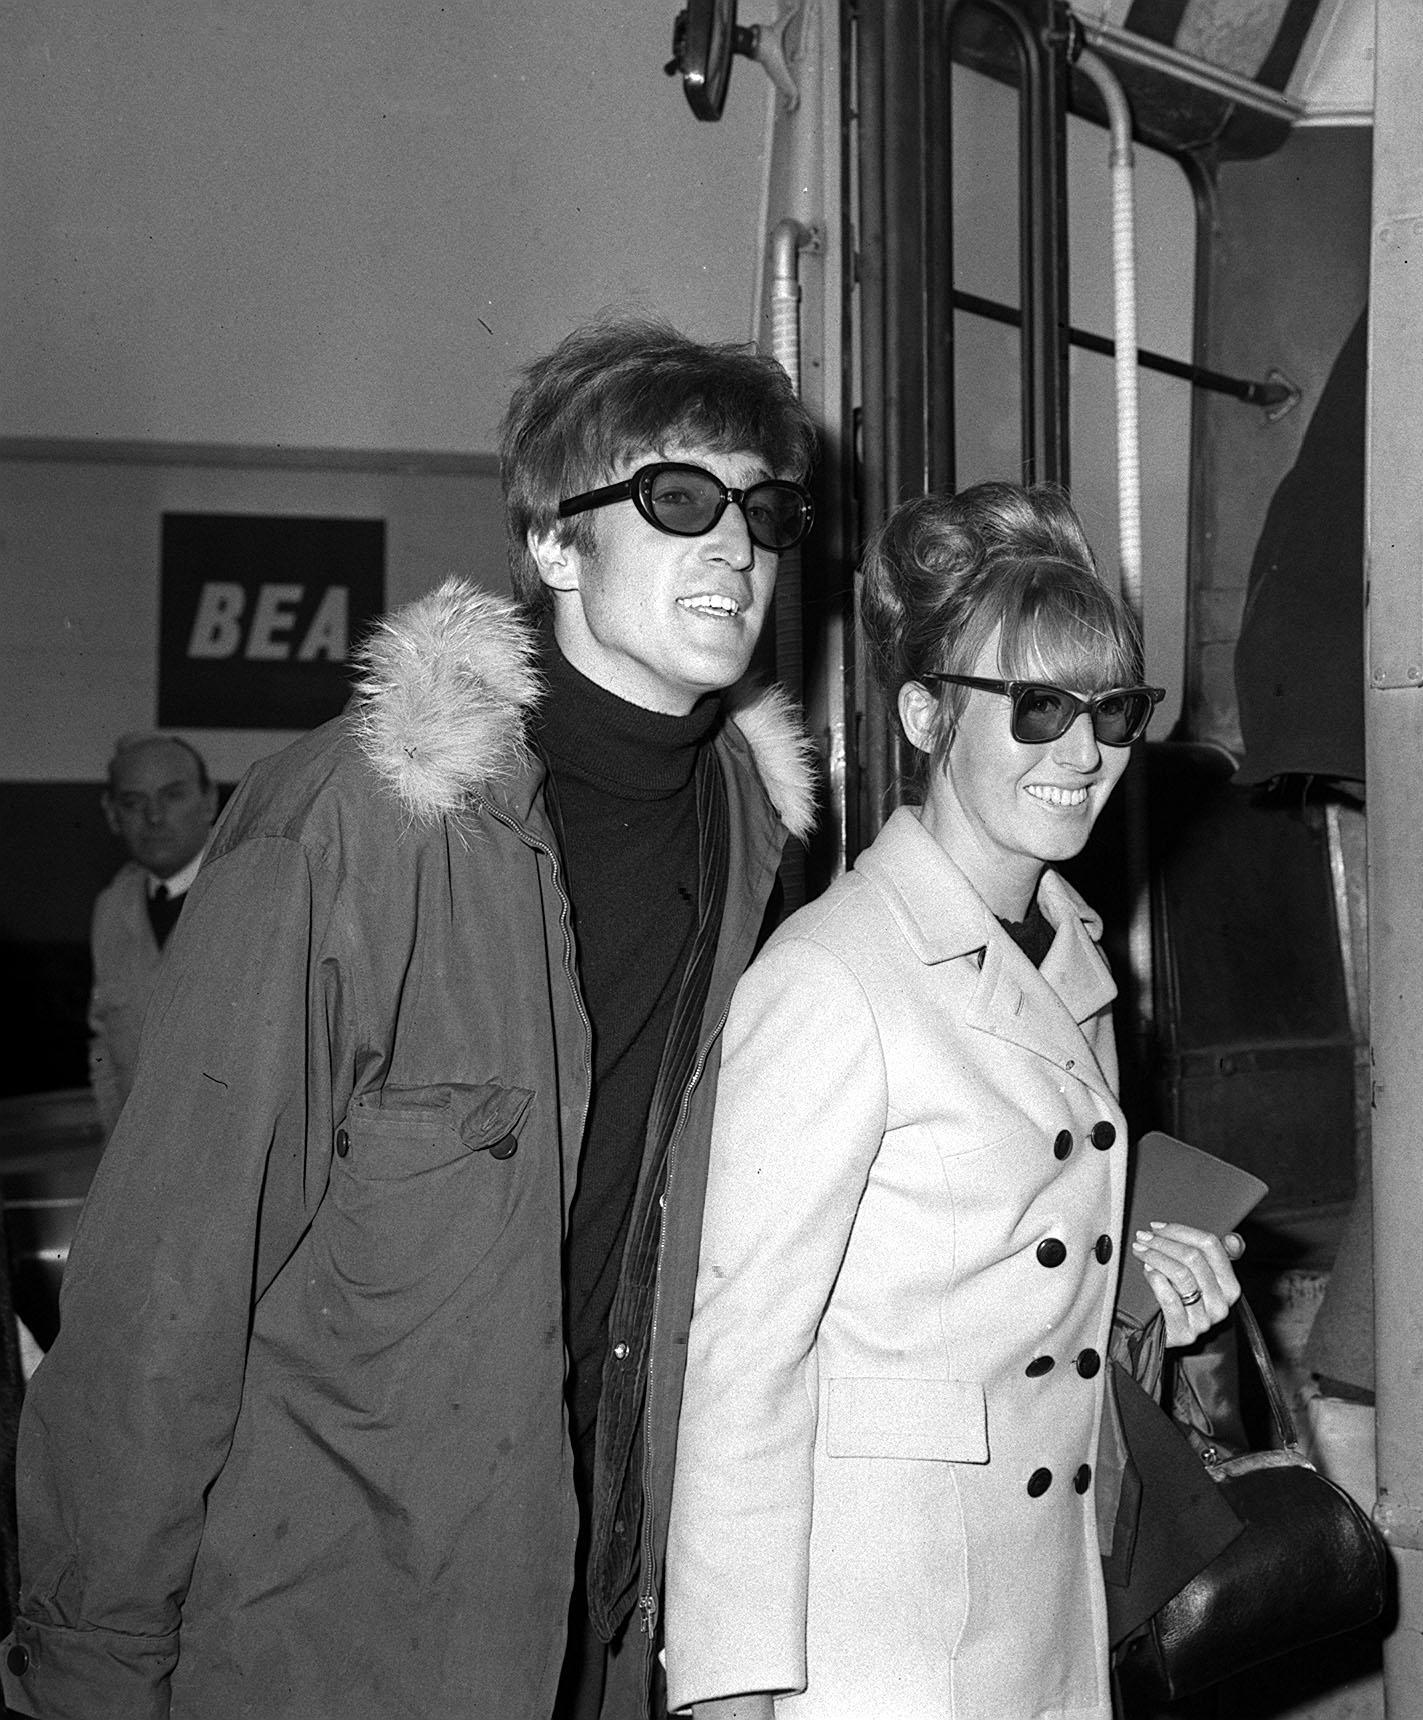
[147,883,184,948]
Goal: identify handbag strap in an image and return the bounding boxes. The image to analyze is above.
[1234,1293,1302,1454]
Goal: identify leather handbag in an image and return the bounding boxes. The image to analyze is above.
[1115,1296,1390,1704]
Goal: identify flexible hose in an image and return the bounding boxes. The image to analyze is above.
[1075,50,1154,1041]
[1076,50,1142,616]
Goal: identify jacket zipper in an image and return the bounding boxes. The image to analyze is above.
[636,998,732,1662]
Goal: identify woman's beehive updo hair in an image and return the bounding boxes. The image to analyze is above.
[858,481,1144,786]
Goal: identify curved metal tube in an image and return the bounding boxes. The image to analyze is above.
[1075,48,1143,616]
[769,217,811,391]
[1075,47,1154,1042]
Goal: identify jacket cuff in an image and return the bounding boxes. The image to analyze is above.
[1,1617,177,1719]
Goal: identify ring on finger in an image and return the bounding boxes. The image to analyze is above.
[1180,1287,1203,1306]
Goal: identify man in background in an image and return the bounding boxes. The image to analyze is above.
[88,732,217,1136]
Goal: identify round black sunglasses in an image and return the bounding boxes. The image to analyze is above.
[921,674,1166,747]
[557,461,814,554]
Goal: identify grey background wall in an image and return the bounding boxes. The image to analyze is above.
[4,0,771,451]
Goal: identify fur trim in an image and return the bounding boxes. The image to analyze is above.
[727,681,818,842]
[350,577,817,838]
[349,579,542,824]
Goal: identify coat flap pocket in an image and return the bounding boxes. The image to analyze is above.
[344,1082,536,1173]
[825,1375,989,1463]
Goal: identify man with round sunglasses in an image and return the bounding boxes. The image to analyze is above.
[4,318,816,1720]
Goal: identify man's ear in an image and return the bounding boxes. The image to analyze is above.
[898,680,940,756]
[529,527,581,595]
[100,792,121,838]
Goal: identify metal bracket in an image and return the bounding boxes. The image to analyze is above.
[751,1,804,114]
[1261,366,1302,422]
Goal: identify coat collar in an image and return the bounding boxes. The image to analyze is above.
[346,578,817,838]
[855,805,1117,1028]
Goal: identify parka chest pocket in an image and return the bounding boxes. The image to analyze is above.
[337,1081,536,1176]
[316,1082,536,1333]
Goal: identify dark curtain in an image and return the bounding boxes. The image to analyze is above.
[1234,307,1367,787]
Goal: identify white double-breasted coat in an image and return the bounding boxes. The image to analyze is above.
[665,806,1127,1719]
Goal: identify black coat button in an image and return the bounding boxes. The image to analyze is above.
[1027,1467,1053,1497]
[487,1133,518,1160]
[1036,1238,1067,1268]
[1091,1120,1116,1150]
[1076,1349,1101,1378]
[1074,1464,1092,1493]
[6,1645,29,1676]
[1025,1355,1055,1377]
[1052,1129,1073,1160]
[335,1129,350,1159]
[1095,1234,1114,1264]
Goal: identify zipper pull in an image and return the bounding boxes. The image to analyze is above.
[638,1591,658,1636]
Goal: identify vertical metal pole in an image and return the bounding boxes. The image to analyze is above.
[860,0,1071,849]
[856,0,926,841]
[1017,0,1071,489]
[1368,3,1423,1711]
[931,0,1071,492]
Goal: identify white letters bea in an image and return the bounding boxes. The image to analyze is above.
[186,583,350,662]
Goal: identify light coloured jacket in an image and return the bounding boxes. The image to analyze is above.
[5,580,814,1720]
[87,863,164,1136]
[666,805,1126,1720]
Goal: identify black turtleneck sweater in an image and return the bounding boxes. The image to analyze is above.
[535,642,723,1465]
[998,889,1054,968]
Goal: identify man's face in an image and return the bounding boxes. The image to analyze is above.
[103,741,217,879]
[533,445,781,714]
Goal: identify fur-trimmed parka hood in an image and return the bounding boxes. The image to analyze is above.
[348,578,817,840]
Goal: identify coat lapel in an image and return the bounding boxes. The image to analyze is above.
[857,808,1119,1101]
[965,933,1115,1101]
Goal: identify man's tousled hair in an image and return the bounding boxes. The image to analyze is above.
[498,316,817,614]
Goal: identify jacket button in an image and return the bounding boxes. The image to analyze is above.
[1036,1238,1067,1269]
[335,1129,350,1159]
[1076,1349,1101,1378]
[1027,1467,1053,1497]
[1074,1464,1092,1493]
[488,1133,518,1160]
[1052,1129,1073,1160]
[1025,1355,1055,1377]
[1095,1234,1114,1264]
[6,1645,29,1676]
[1091,1120,1116,1150]
[612,1342,629,1360]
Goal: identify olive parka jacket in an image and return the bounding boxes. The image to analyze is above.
[3,579,815,1720]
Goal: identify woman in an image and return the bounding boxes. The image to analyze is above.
[664,483,1242,1720]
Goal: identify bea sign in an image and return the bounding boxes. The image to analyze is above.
[159,513,385,730]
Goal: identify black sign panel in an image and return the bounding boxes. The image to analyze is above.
[158,513,385,730]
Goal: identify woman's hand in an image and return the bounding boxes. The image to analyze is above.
[1132,1222,1245,1347]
